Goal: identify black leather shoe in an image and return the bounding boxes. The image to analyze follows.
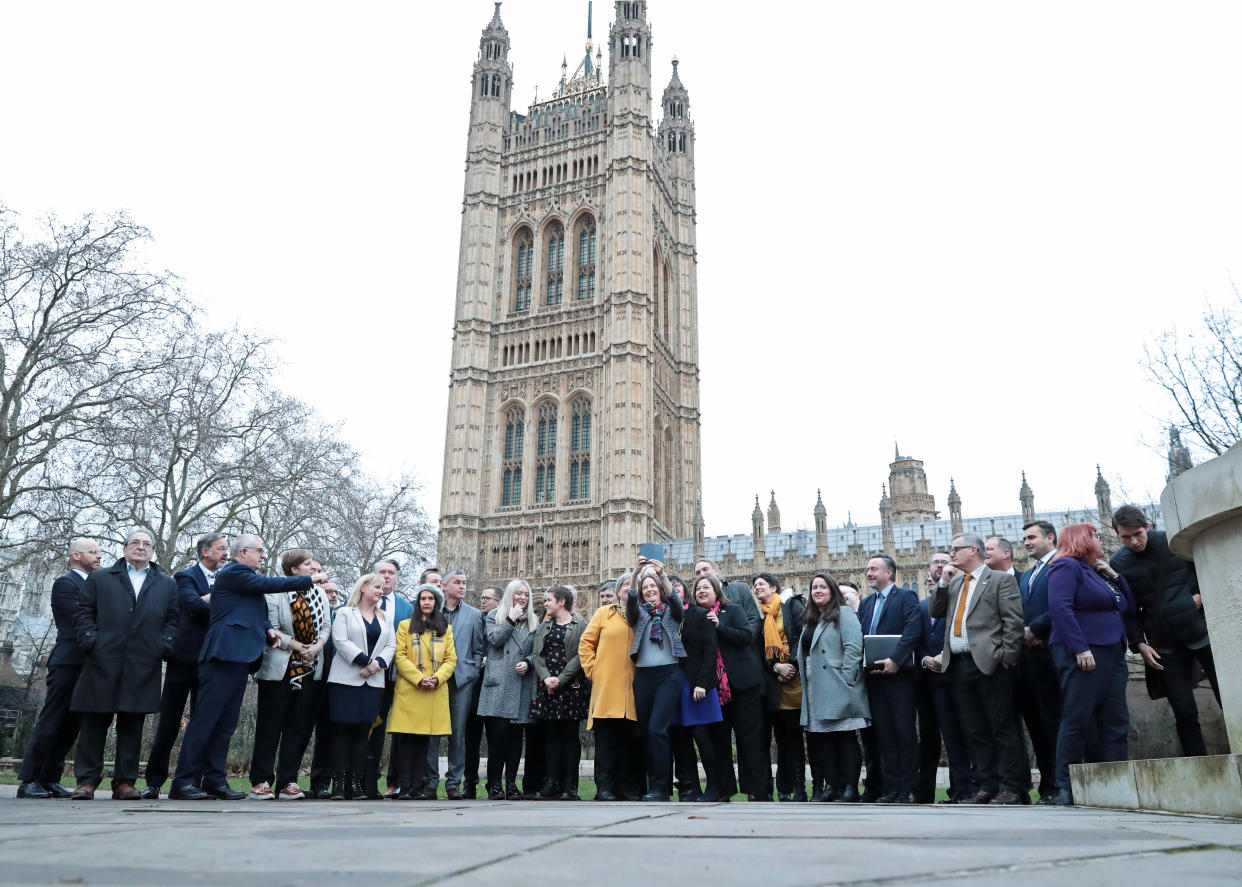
[1036,794,1055,806]
[16,782,51,799]
[875,792,898,803]
[814,787,838,803]
[966,790,997,805]
[169,784,214,800]
[699,792,729,803]
[678,789,704,802]
[140,786,160,800]
[203,784,245,800]
[893,793,916,804]
[990,790,1023,805]
[43,782,73,798]
[559,790,581,801]
[838,786,861,802]
[641,791,670,802]
[1049,788,1074,806]
[594,789,617,801]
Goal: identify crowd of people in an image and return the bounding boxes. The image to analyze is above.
[14,503,1220,805]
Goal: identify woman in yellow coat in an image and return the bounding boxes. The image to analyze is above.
[579,576,637,800]
[391,584,457,799]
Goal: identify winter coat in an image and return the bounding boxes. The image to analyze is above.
[390,621,457,736]
[579,605,637,727]
[476,614,535,723]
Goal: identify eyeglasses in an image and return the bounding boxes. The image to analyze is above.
[126,540,153,549]
[949,545,975,554]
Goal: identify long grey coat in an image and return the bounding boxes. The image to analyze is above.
[476,615,535,724]
[795,605,870,729]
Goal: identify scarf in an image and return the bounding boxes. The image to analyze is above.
[284,587,323,691]
[762,594,790,663]
[711,602,732,705]
[642,600,667,648]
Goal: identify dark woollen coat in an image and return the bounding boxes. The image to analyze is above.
[71,557,179,714]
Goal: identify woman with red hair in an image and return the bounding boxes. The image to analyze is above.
[1045,523,1136,806]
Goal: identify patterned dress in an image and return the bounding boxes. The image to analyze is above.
[531,623,590,721]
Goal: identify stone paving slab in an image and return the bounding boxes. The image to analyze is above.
[0,788,1238,887]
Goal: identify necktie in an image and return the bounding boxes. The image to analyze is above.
[380,597,388,612]
[206,571,216,588]
[952,574,972,637]
[870,593,886,633]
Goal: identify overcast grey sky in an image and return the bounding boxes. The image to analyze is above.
[3,0,1239,540]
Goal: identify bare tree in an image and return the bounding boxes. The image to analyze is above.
[0,207,187,552]
[1144,284,1242,457]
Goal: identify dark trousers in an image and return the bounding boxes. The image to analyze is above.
[542,719,581,791]
[173,659,249,790]
[671,724,702,796]
[927,679,974,799]
[633,664,682,796]
[1160,643,1220,757]
[484,717,523,787]
[74,711,145,787]
[522,722,547,793]
[1015,644,1061,796]
[249,678,317,788]
[332,722,371,774]
[769,708,805,797]
[143,659,198,789]
[1052,642,1129,791]
[866,677,917,796]
[592,717,642,798]
[723,684,769,797]
[807,730,862,792]
[303,678,333,791]
[950,654,1024,795]
[18,664,81,784]
[860,726,883,796]
[914,680,941,803]
[394,733,431,790]
[463,678,485,790]
[364,680,395,792]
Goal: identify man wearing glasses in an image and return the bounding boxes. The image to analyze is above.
[170,534,331,800]
[69,530,180,800]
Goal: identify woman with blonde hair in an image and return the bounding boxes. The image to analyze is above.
[390,584,456,799]
[626,561,685,801]
[476,578,538,799]
[326,573,396,799]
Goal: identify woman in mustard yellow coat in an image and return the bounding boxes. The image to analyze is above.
[391,584,457,799]
[580,575,637,800]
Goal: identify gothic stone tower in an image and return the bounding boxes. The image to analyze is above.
[438,1,703,597]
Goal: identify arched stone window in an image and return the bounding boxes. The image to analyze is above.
[535,401,557,504]
[544,221,564,306]
[513,228,533,312]
[569,397,592,501]
[575,217,596,301]
[502,406,525,506]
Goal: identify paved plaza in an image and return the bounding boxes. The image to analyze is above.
[1,787,1240,886]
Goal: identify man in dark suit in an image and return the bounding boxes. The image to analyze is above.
[930,533,1025,805]
[423,568,487,799]
[1017,520,1062,803]
[857,554,922,804]
[367,557,415,798]
[170,533,330,800]
[915,552,975,803]
[141,533,229,799]
[16,539,102,799]
[69,529,180,800]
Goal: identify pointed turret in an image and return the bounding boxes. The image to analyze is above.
[1095,465,1113,526]
[947,477,963,537]
[692,497,705,562]
[814,490,828,565]
[752,495,766,569]
[879,485,895,556]
[473,3,512,112]
[659,58,694,161]
[1166,427,1193,481]
[1019,471,1035,524]
[767,490,781,533]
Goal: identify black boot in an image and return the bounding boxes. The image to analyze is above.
[329,772,347,801]
[535,778,560,800]
[487,782,505,800]
[505,781,521,800]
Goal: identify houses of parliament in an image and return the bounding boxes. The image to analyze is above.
[436,2,1181,608]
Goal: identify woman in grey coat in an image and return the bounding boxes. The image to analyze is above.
[796,573,870,802]
[476,578,538,799]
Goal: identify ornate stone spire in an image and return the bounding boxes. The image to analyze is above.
[947,477,963,537]
[1019,471,1035,524]
[767,490,781,533]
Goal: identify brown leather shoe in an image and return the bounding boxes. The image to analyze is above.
[383,785,401,799]
[70,784,96,800]
[990,790,1023,805]
[966,790,996,804]
[445,787,462,800]
[112,781,141,800]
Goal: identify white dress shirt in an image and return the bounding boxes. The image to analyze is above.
[126,563,150,599]
[945,566,984,654]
